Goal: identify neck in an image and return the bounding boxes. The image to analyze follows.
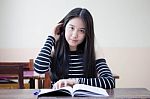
[69,46,77,51]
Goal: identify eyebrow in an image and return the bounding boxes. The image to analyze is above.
[68,24,85,30]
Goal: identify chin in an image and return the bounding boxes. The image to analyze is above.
[69,44,78,48]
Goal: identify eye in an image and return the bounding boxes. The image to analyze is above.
[70,26,74,30]
[79,29,85,33]
[68,26,74,31]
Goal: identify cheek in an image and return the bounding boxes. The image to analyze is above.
[65,31,70,41]
[80,34,85,41]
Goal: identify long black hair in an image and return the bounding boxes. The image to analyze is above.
[51,8,96,81]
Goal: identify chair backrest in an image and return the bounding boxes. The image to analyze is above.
[0,64,24,89]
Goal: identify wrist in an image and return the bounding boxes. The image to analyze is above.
[48,35,56,45]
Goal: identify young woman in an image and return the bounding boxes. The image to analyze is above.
[34,8,115,89]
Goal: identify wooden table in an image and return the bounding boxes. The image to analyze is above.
[0,88,150,99]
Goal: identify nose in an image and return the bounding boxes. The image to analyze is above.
[72,30,78,38]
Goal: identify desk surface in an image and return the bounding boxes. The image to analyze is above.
[0,88,150,99]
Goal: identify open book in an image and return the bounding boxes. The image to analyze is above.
[37,84,109,97]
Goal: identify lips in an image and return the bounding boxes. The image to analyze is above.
[71,39,78,42]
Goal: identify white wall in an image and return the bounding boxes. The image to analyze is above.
[0,0,150,48]
[0,0,150,89]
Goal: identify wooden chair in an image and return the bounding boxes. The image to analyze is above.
[0,64,24,89]
[43,72,51,88]
[0,59,34,89]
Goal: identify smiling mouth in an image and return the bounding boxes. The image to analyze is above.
[71,39,78,42]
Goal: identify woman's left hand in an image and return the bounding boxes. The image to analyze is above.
[52,79,76,89]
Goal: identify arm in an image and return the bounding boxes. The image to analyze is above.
[53,59,115,89]
[78,59,115,89]
[34,36,55,74]
[34,23,63,74]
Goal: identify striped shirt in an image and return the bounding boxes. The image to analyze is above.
[34,36,115,89]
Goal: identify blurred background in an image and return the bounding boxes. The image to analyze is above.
[0,0,150,89]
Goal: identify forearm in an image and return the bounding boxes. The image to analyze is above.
[77,58,115,89]
[34,36,55,74]
[78,77,114,89]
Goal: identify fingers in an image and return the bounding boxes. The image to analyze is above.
[52,79,77,90]
[53,79,67,89]
[57,23,63,27]
[64,80,67,87]
[58,80,67,88]
[51,23,63,41]
[55,23,63,35]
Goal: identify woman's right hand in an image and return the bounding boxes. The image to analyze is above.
[51,23,63,42]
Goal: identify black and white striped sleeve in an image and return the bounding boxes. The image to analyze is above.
[34,36,55,74]
[78,59,115,89]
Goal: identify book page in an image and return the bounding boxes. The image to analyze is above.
[59,86,73,95]
[36,84,108,97]
[72,84,109,97]
[37,86,73,97]
[37,89,54,96]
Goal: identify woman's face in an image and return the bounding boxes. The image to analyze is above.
[65,17,86,51]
